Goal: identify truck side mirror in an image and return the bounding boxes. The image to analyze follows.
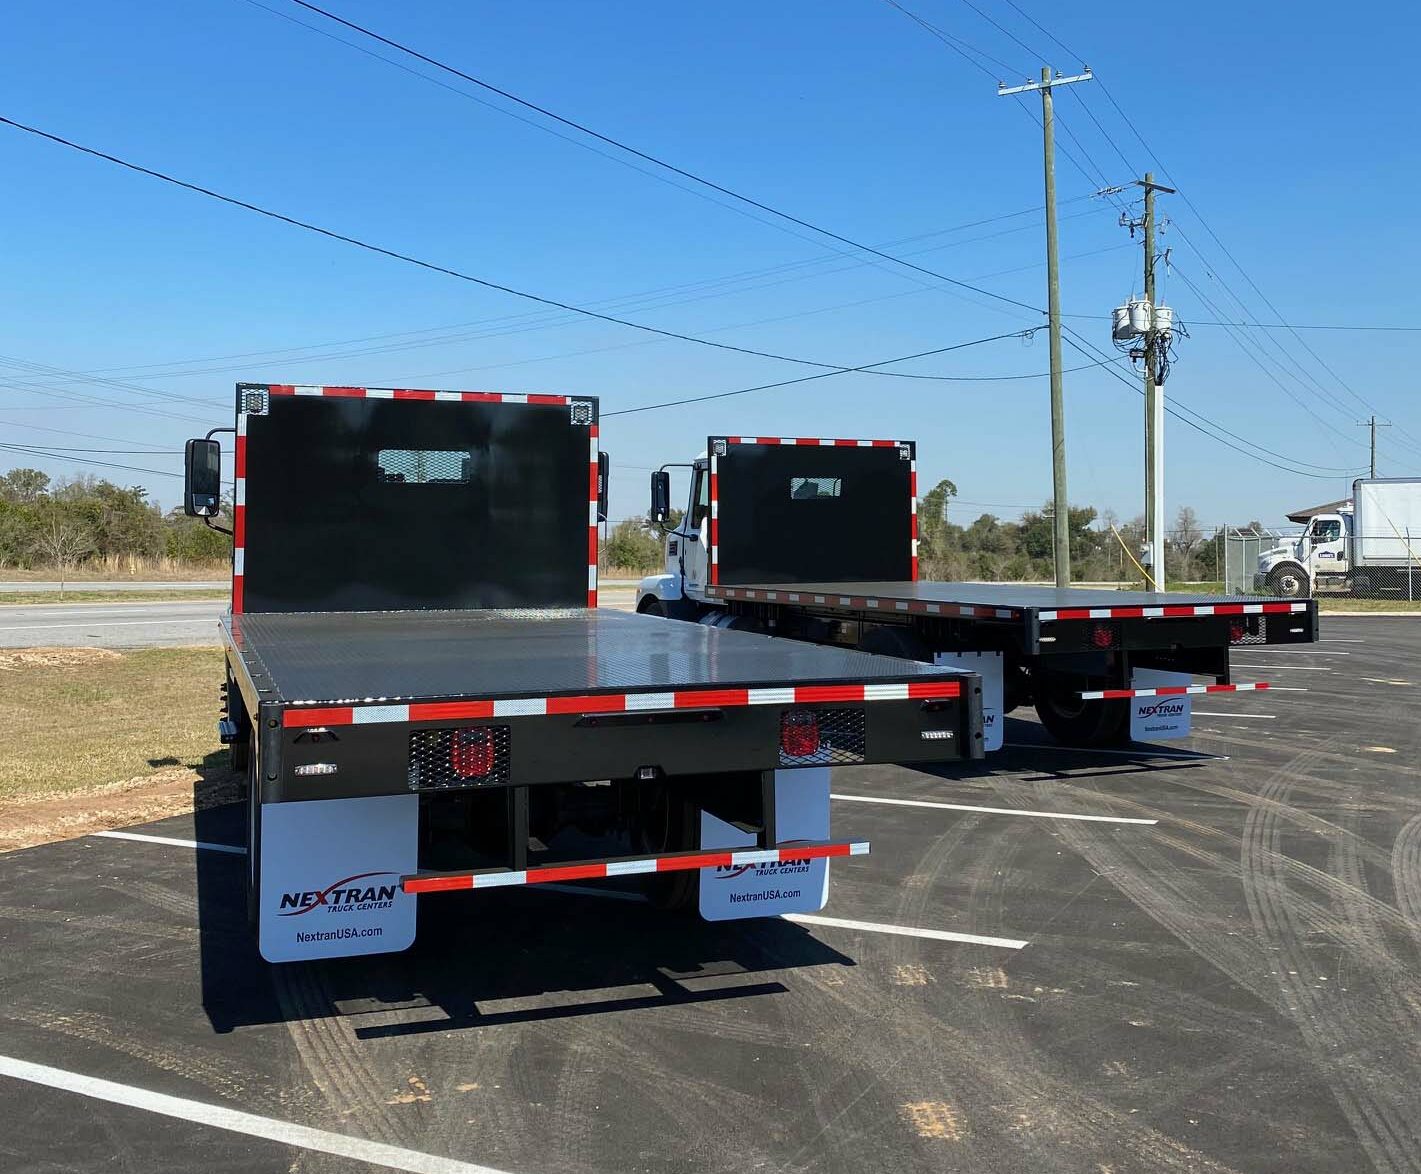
[650,470,671,524]
[597,452,609,523]
[184,438,222,517]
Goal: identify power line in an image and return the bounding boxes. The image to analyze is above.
[604,330,1038,416]
[0,442,181,480]
[2,115,1067,397]
[1058,326,1363,479]
[266,1,1043,316]
[1172,319,1421,333]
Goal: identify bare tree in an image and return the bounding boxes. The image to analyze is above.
[30,514,93,598]
[1169,505,1204,582]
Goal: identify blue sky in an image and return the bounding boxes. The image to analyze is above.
[3,0,1419,530]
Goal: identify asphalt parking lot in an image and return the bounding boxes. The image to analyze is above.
[2,617,1419,1174]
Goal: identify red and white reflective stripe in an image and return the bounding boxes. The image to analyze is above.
[232,413,248,614]
[708,449,720,585]
[265,385,570,405]
[403,840,870,894]
[909,457,919,581]
[720,436,904,448]
[1079,682,1271,700]
[1040,601,1310,622]
[588,423,599,608]
[282,679,961,727]
[706,585,1019,620]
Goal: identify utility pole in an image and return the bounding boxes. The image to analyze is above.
[1356,415,1390,477]
[999,66,1093,588]
[1129,174,1175,589]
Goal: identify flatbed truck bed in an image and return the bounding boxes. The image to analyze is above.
[225,606,978,802]
[705,580,1318,657]
[192,386,984,962]
[640,432,1321,749]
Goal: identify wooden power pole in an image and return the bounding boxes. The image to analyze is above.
[999,67,1093,588]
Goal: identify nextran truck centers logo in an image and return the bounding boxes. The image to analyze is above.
[278,871,399,916]
[715,856,812,881]
[1137,700,1187,719]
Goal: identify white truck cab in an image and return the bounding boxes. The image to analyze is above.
[639,456,712,616]
[1255,509,1351,597]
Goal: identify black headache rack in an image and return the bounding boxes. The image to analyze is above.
[705,581,1319,660]
[223,609,984,805]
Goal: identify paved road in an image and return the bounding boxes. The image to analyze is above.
[0,580,226,593]
[0,619,1414,1174]
[0,600,227,648]
[0,589,640,648]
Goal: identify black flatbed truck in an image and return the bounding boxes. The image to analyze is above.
[638,434,1320,748]
[188,386,981,962]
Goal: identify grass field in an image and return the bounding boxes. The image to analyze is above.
[0,589,229,606]
[0,647,226,801]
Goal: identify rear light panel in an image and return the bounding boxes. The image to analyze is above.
[779,707,866,767]
[1090,622,1119,650]
[409,725,511,790]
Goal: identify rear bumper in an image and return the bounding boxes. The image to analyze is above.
[261,678,981,802]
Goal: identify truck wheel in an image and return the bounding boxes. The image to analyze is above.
[634,786,699,911]
[230,729,250,773]
[1033,673,1129,747]
[858,625,931,662]
[1265,565,1310,598]
[637,595,700,622]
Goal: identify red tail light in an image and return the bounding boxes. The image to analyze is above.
[1091,622,1116,649]
[450,728,496,778]
[781,710,820,758]
[1229,621,1247,643]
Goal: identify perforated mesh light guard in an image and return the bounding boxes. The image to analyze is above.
[779,708,866,767]
[409,726,511,790]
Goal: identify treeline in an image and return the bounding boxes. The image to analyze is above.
[602,479,1229,584]
[0,468,229,573]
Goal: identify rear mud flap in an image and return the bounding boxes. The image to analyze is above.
[934,650,1003,751]
[698,768,832,921]
[258,794,419,963]
[1129,668,1194,741]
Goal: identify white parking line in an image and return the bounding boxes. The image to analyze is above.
[1191,711,1276,719]
[0,619,216,631]
[0,1054,513,1174]
[830,793,1156,825]
[784,914,1027,950]
[91,831,245,855]
[1268,650,1350,655]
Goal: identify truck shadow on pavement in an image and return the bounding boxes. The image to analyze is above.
[191,796,852,1038]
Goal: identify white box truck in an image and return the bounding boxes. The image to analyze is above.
[1256,477,1421,597]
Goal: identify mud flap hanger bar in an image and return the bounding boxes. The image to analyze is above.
[402,839,869,894]
[1077,682,1271,700]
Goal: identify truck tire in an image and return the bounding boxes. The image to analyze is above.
[637,595,700,622]
[634,786,699,911]
[1265,564,1310,598]
[1033,671,1129,747]
[858,624,931,662]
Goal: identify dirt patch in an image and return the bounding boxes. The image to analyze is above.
[0,765,243,854]
[0,647,123,671]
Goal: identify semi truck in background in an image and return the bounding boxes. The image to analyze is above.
[1256,477,1421,598]
[638,435,1319,750]
[183,384,981,963]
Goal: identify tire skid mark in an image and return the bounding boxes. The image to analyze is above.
[1393,815,1421,943]
[993,775,1416,941]
[1240,761,1421,1173]
[273,964,419,1150]
[948,818,1247,1172]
